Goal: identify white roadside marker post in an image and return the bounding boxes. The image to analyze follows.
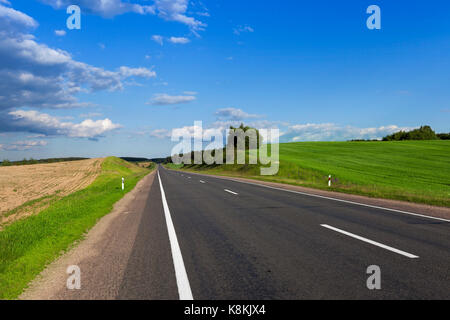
[328,175,332,187]
[122,177,125,191]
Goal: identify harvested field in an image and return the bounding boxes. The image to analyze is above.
[0,158,103,226]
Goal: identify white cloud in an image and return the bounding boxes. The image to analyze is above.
[39,0,155,18]
[148,93,196,106]
[168,36,190,44]
[118,66,156,78]
[39,0,207,32]
[2,140,47,151]
[282,123,414,142]
[0,3,38,32]
[54,29,66,36]
[149,128,171,139]
[152,35,164,45]
[233,25,254,35]
[215,108,261,121]
[150,108,279,141]
[0,13,156,113]
[150,108,413,145]
[7,110,122,139]
[155,0,206,32]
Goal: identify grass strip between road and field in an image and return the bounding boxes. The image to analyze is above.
[0,157,152,299]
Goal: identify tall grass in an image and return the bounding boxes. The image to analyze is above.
[0,157,150,299]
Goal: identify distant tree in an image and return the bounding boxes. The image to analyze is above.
[383,126,438,141]
[437,133,450,140]
[227,123,263,150]
[1,159,12,166]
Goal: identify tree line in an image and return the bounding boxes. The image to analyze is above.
[0,157,88,167]
[383,126,449,141]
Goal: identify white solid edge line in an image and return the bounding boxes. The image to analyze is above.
[224,189,238,195]
[196,174,450,223]
[321,224,419,259]
[158,171,194,300]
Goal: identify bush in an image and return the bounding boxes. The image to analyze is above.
[437,133,450,140]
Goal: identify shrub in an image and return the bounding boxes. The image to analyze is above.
[437,133,450,140]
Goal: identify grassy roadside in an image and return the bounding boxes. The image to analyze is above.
[0,157,151,299]
[165,140,450,207]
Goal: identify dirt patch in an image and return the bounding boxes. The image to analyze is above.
[0,158,104,227]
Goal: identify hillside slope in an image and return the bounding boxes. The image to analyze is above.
[0,159,103,228]
[0,157,151,299]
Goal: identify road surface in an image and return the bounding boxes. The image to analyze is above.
[22,166,450,299]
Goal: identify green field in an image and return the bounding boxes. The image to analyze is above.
[168,140,450,207]
[0,157,151,299]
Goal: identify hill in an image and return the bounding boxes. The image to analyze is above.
[0,158,103,227]
[0,157,152,299]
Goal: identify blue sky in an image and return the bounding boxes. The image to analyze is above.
[0,0,449,160]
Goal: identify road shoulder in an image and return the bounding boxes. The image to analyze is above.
[20,170,157,300]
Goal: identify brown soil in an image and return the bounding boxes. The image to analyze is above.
[0,159,104,227]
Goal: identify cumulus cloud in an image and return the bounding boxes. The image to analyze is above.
[150,108,412,145]
[148,93,197,106]
[281,123,414,142]
[168,36,190,44]
[0,3,156,136]
[39,0,155,18]
[5,110,122,139]
[150,108,277,140]
[215,108,261,121]
[0,43,155,110]
[1,140,47,151]
[0,32,156,110]
[155,0,206,32]
[0,3,38,32]
[39,0,206,32]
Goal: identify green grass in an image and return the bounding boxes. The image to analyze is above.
[169,140,450,207]
[0,157,151,299]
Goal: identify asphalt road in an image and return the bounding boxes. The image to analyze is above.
[123,166,449,299]
[23,165,450,299]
